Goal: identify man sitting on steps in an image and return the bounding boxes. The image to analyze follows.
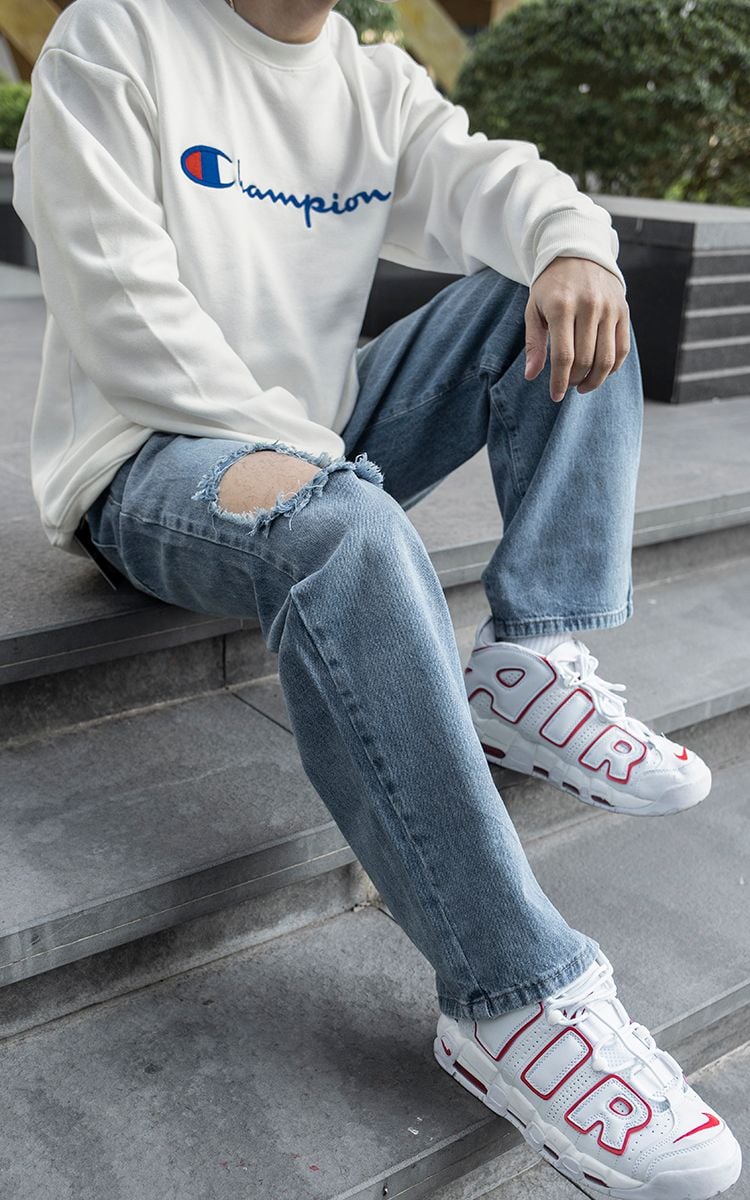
[11,0,742,1195]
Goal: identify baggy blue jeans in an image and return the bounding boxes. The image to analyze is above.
[84,266,644,1021]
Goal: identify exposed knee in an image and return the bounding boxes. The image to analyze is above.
[191,442,386,539]
[218,450,320,516]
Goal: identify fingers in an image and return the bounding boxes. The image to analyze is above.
[614,316,632,371]
[576,312,631,394]
[524,299,548,381]
[525,260,632,402]
[575,312,616,394]
[548,299,576,402]
[545,303,629,401]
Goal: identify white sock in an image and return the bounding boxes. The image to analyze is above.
[501,631,577,655]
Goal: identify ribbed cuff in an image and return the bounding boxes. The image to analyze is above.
[530,208,627,297]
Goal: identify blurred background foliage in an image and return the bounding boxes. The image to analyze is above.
[451,0,750,204]
[335,0,403,43]
[0,70,30,150]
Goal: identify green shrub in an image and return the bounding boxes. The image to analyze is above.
[0,80,31,151]
[335,0,402,44]
[451,0,750,205]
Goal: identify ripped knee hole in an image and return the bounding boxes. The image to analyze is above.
[217,450,320,516]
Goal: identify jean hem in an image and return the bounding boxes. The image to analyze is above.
[490,599,632,640]
[436,937,599,1021]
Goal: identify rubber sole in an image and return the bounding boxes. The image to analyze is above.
[434,1020,742,1199]
[470,707,712,817]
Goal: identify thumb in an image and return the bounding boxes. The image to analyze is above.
[524,301,548,380]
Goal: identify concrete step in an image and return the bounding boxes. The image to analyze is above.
[0,741,747,1200]
[0,264,42,298]
[0,690,360,986]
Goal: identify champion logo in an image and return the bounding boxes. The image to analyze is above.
[179,144,392,229]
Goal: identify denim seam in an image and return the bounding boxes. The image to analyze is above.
[484,378,526,503]
[360,368,483,429]
[437,938,599,1019]
[116,507,300,584]
[288,590,495,1008]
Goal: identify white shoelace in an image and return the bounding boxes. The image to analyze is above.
[546,957,684,1097]
[551,640,660,752]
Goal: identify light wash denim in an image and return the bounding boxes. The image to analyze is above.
[84,265,644,1021]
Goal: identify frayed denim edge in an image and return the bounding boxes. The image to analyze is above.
[189,439,385,538]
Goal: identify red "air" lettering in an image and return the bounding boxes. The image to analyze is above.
[515,1030,652,1156]
[470,656,557,723]
[566,1075,652,1155]
[579,725,647,783]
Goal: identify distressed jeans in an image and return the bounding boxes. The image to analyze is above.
[84,265,644,1020]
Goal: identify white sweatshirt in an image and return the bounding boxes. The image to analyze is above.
[12,0,626,559]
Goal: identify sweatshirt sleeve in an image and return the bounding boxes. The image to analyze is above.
[378,46,626,295]
[12,46,340,448]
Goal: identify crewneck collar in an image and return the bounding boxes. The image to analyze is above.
[195,0,333,69]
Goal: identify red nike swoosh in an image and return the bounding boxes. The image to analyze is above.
[674,1112,721,1143]
[675,746,689,761]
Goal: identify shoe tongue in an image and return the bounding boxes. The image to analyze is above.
[546,639,585,666]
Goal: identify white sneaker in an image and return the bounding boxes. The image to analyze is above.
[435,952,742,1199]
[464,615,711,816]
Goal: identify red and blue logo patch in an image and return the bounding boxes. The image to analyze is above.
[180,144,235,189]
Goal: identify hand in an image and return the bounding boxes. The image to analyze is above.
[524,256,631,403]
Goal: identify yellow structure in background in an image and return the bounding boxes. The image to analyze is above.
[395,0,468,91]
[380,0,526,92]
[0,0,65,80]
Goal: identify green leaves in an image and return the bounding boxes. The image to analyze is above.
[451,0,750,204]
[0,81,31,151]
[334,0,400,43]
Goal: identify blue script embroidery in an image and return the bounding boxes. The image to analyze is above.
[180,144,391,230]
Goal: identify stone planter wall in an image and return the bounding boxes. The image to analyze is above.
[0,149,37,269]
[595,195,750,404]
